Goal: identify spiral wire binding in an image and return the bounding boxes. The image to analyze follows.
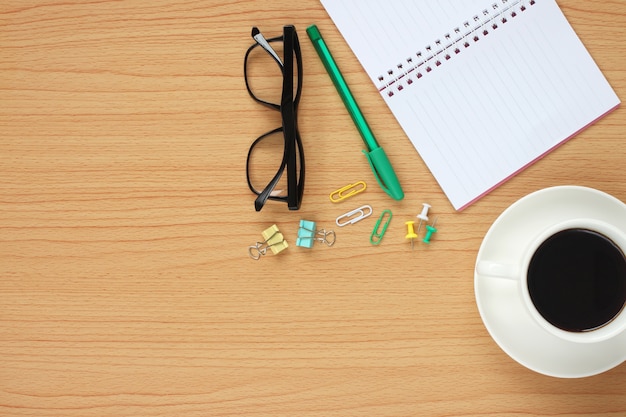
[377,0,537,96]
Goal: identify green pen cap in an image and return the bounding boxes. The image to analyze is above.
[363,147,404,200]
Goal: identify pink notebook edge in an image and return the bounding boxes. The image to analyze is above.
[455,101,622,212]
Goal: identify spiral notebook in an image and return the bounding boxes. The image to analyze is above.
[319,0,620,210]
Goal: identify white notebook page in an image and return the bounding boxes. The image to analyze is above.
[320,0,620,210]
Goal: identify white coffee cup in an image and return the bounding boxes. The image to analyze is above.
[476,218,626,345]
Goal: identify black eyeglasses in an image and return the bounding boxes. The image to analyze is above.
[244,25,305,211]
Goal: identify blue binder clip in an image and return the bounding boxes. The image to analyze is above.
[296,220,336,248]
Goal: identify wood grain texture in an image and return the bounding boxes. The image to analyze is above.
[1,1,625,416]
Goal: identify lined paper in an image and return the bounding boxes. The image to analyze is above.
[320,0,620,210]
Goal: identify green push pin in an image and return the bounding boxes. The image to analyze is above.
[422,217,438,244]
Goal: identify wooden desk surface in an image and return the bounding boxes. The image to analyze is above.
[1,1,625,416]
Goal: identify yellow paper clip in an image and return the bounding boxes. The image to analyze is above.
[329,181,367,203]
[335,204,373,227]
[370,209,392,245]
[248,224,289,260]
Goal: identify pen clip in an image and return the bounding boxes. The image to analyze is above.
[362,147,404,201]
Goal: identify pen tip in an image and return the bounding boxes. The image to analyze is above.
[251,27,260,38]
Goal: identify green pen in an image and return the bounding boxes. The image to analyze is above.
[306,25,404,201]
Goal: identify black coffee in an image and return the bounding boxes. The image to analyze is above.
[527,228,626,332]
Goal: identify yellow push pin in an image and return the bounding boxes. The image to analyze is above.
[405,220,418,250]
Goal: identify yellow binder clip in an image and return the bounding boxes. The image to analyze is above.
[329,181,367,203]
[248,224,289,260]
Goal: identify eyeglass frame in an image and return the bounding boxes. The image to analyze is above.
[244,25,305,211]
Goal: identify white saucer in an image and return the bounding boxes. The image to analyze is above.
[474,186,626,378]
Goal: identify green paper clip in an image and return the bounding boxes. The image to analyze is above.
[370,209,392,245]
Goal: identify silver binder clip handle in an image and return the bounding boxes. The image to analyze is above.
[317,229,336,246]
[248,243,264,260]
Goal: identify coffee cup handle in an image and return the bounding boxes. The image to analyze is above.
[476,261,521,280]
